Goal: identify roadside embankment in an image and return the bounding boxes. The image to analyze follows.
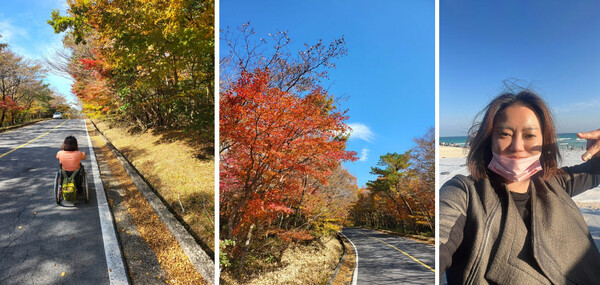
[0,118,50,133]
[221,236,344,285]
[92,119,215,249]
[87,119,213,284]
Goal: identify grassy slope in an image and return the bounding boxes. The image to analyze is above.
[93,120,215,250]
[221,237,343,285]
[87,120,207,284]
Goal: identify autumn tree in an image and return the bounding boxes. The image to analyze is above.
[220,69,357,270]
[221,22,347,95]
[350,129,435,234]
[409,127,435,230]
[48,0,214,132]
[302,166,359,235]
[367,152,422,229]
[0,34,6,51]
[0,44,60,127]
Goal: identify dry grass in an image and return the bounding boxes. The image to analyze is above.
[222,237,343,285]
[87,120,206,284]
[93,120,215,250]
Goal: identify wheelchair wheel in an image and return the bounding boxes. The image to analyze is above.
[54,171,62,205]
[84,172,89,203]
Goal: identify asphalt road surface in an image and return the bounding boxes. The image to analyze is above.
[342,227,435,284]
[0,119,123,284]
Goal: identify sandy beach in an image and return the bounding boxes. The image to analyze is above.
[439,145,468,158]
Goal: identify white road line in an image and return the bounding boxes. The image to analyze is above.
[83,119,129,284]
[341,231,358,285]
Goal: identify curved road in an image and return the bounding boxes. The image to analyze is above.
[342,227,435,284]
[0,119,125,284]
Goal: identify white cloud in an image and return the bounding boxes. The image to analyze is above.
[0,19,35,59]
[347,122,374,142]
[359,148,369,162]
[54,0,70,12]
[0,19,29,44]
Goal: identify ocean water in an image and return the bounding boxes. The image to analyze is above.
[440,133,588,150]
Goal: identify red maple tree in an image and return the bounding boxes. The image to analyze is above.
[220,69,357,258]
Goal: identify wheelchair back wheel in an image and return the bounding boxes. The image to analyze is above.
[84,173,89,203]
[54,171,62,205]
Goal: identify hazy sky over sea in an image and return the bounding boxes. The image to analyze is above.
[440,0,600,136]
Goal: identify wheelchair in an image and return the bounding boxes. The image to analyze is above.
[53,164,89,204]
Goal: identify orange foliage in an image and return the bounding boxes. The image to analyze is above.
[220,69,356,252]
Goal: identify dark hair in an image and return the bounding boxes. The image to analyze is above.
[62,136,79,151]
[466,90,561,181]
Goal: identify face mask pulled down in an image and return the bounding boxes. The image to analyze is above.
[488,152,542,182]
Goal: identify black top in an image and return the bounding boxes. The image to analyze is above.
[511,189,530,224]
[511,187,546,278]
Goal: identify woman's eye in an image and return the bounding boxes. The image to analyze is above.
[500,132,511,137]
[525,134,537,139]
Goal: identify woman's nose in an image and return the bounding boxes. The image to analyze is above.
[509,135,525,152]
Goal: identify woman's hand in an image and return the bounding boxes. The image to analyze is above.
[577,129,600,161]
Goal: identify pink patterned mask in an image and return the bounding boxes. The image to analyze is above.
[488,152,542,182]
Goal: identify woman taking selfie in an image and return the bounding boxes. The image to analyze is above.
[439,90,600,284]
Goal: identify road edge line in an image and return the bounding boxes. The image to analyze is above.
[84,119,129,284]
[340,232,358,285]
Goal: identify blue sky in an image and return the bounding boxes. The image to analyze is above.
[0,0,74,104]
[221,0,435,187]
[441,0,600,137]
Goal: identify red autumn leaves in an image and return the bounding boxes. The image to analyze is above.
[220,69,357,249]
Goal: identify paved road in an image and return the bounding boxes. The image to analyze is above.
[342,227,435,284]
[0,119,122,284]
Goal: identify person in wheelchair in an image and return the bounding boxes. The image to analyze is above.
[56,136,86,192]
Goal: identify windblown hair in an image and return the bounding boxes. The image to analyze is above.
[62,136,79,151]
[466,90,561,181]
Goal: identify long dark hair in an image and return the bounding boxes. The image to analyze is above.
[62,136,79,151]
[466,90,561,181]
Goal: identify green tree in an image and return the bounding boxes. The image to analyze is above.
[368,152,415,217]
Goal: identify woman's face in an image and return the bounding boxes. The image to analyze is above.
[491,104,543,158]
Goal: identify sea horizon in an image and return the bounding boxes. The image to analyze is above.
[440,133,588,149]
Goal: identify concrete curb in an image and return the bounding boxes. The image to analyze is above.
[90,120,215,284]
[327,233,348,285]
[340,232,358,285]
